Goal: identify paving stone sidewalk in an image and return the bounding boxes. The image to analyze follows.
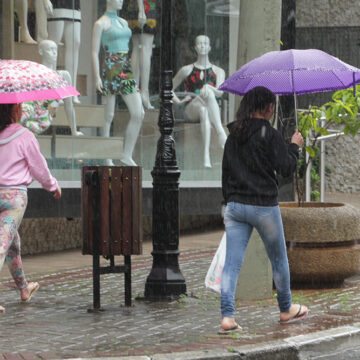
[1,244,360,359]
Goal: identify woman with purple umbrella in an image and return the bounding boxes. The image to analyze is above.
[0,103,62,312]
[220,86,307,333]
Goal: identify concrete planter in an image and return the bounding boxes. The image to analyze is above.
[280,202,360,287]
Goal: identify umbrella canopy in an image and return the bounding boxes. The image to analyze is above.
[219,49,360,96]
[0,59,79,104]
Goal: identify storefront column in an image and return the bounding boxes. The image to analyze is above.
[234,0,282,110]
[235,0,282,301]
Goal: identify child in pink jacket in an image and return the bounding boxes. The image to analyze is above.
[0,103,61,313]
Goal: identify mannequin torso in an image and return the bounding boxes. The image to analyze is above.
[48,0,81,20]
[101,12,132,54]
[185,64,217,95]
[127,0,157,35]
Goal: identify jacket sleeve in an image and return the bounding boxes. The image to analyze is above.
[23,132,58,192]
[222,140,230,203]
[270,130,299,178]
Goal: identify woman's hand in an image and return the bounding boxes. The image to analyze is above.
[291,129,303,147]
[53,187,62,199]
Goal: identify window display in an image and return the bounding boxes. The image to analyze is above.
[2,0,235,183]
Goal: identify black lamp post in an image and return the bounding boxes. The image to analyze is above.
[144,0,187,300]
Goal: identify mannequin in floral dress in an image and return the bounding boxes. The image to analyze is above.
[92,0,144,166]
[172,35,227,168]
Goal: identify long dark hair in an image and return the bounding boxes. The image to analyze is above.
[232,86,276,137]
[0,104,22,132]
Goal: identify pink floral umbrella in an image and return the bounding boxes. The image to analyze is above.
[0,59,79,104]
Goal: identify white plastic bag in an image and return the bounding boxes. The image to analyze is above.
[205,232,226,293]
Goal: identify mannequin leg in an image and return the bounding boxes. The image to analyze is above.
[102,95,116,166]
[131,35,141,84]
[185,100,211,168]
[35,0,48,42]
[63,97,83,136]
[58,70,83,136]
[121,92,144,166]
[102,95,116,137]
[15,0,36,43]
[64,21,81,103]
[139,34,154,110]
[47,20,64,44]
[204,91,227,148]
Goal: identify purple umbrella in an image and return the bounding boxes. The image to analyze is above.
[219,49,360,126]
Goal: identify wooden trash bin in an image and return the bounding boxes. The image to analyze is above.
[82,166,142,310]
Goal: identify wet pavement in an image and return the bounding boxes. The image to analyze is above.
[1,193,360,359]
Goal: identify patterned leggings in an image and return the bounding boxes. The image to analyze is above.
[0,189,28,290]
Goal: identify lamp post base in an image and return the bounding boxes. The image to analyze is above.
[144,251,187,300]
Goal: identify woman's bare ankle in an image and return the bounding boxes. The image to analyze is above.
[221,317,237,329]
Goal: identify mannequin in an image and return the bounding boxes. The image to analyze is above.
[38,39,83,136]
[92,0,144,166]
[15,0,37,43]
[47,0,81,103]
[127,0,157,109]
[172,35,227,168]
[35,0,54,42]
[15,0,53,43]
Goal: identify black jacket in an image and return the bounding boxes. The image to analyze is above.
[222,118,299,206]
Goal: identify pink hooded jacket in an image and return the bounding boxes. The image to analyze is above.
[0,123,58,191]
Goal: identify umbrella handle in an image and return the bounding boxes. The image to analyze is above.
[294,92,298,128]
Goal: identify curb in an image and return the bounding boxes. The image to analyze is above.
[63,324,360,360]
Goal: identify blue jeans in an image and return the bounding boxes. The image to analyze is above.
[221,202,292,317]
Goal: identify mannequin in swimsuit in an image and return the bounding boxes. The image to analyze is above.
[172,35,227,168]
[47,0,81,103]
[39,39,83,136]
[15,0,52,43]
[127,0,157,110]
[92,0,144,166]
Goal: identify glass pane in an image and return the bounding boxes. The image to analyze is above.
[0,0,238,185]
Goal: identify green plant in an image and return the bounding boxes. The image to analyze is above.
[178,293,187,304]
[297,86,360,204]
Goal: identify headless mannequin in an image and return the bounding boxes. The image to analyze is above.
[47,0,81,103]
[130,0,155,109]
[38,40,83,136]
[34,0,53,42]
[172,35,227,168]
[92,0,144,166]
[15,0,37,43]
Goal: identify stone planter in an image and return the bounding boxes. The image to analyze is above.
[280,202,360,287]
